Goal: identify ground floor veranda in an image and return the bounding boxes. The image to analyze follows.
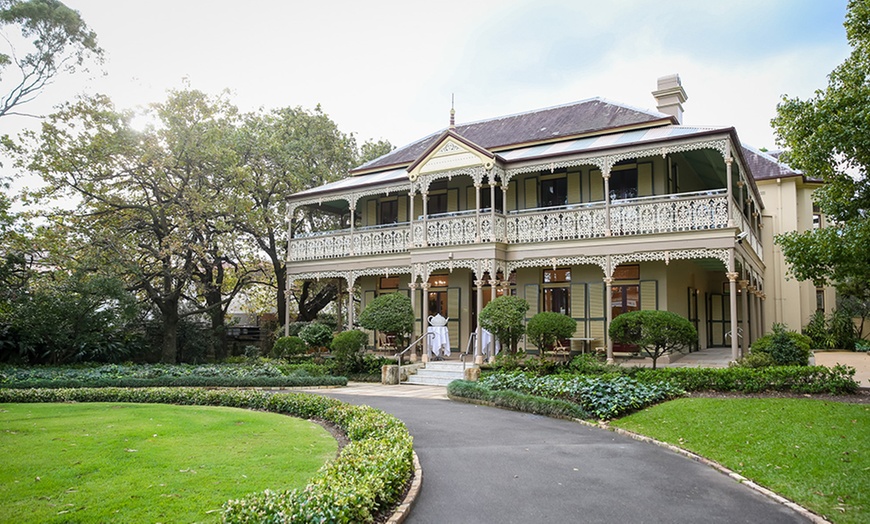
[288,246,766,364]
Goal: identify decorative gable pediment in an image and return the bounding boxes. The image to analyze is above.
[407,131,495,181]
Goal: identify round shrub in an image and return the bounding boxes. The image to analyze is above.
[751,323,811,366]
[526,312,576,353]
[735,351,776,368]
[479,296,530,353]
[357,293,414,347]
[271,336,307,359]
[299,323,334,351]
[609,310,697,369]
[330,330,370,375]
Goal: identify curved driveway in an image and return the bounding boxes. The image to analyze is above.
[321,390,811,524]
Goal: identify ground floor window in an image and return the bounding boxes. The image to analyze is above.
[543,287,570,315]
[611,284,639,318]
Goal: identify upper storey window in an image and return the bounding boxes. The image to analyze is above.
[379,199,398,225]
[610,166,638,200]
[541,176,567,207]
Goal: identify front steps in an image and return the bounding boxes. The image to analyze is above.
[404,360,468,386]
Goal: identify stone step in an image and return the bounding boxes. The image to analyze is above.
[404,375,459,386]
[401,361,471,386]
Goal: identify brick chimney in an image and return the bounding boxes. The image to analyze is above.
[652,74,688,124]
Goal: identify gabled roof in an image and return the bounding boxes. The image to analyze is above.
[353,97,674,174]
[741,145,816,182]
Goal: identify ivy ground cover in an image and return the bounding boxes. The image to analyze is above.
[0,402,336,523]
[612,398,870,524]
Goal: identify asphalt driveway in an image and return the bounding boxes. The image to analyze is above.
[321,392,811,524]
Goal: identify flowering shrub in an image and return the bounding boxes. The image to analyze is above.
[0,388,414,523]
[479,372,684,419]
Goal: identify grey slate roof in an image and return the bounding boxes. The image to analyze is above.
[353,97,673,173]
[741,145,811,181]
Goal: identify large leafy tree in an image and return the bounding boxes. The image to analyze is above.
[0,0,102,118]
[772,0,870,314]
[230,105,360,325]
[16,90,249,362]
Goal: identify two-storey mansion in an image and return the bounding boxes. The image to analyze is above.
[285,76,771,363]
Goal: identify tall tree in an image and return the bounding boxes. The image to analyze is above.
[772,0,870,311]
[231,105,358,326]
[16,90,246,362]
[0,0,102,118]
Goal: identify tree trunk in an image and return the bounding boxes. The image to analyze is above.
[161,302,179,363]
[276,263,286,331]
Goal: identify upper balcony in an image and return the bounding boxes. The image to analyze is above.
[287,128,765,265]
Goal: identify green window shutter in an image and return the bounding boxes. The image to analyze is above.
[589,320,606,347]
[588,282,604,318]
[525,284,539,318]
[571,282,587,319]
[640,280,658,310]
[466,186,477,210]
[524,177,538,209]
[398,195,408,222]
[638,162,653,197]
[567,169,582,204]
[447,188,459,213]
[366,199,377,226]
[590,170,604,202]
[447,287,461,349]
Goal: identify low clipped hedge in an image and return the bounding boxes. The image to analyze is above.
[447,380,589,419]
[0,363,347,389]
[0,387,414,523]
[630,364,859,394]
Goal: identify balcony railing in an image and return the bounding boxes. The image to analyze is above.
[290,189,746,261]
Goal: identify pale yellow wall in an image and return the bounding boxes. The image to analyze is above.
[758,176,829,333]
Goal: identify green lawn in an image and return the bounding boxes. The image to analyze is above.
[0,402,337,523]
[612,398,869,524]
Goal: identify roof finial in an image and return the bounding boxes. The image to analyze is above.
[449,93,455,129]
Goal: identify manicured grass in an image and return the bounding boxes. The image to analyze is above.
[0,402,337,523]
[612,398,869,524]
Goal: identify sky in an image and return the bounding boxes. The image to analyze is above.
[0,0,853,179]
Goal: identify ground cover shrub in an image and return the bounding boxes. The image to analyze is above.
[0,387,415,523]
[447,380,589,419]
[734,351,777,368]
[631,365,858,394]
[477,371,684,419]
[750,323,812,366]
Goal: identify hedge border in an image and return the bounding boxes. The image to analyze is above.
[0,388,413,523]
[0,375,348,389]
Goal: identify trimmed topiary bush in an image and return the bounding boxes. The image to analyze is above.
[358,293,414,348]
[526,312,576,355]
[609,310,697,369]
[750,323,811,366]
[271,336,307,359]
[330,329,370,376]
[479,295,529,353]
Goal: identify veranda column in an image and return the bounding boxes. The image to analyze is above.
[347,286,355,330]
[725,154,735,227]
[489,182,496,241]
[422,191,429,247]
[475,279,485,364]
[408,282,419,363]
[408,190,415,247]
[727,271,740,362]
[740,280,750,359]
[604,276,614,363]
[474,183,481,242]
[603,168,612,236]
[348,205,356,256]
[421,282,430,363]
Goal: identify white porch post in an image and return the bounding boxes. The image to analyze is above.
[422,191,429,247]
[408,190,415,246]
[740,279,750,359]
[421,283,430,363]
[489,181,496,241]
[475,183,481,242]
[347,285,355,330]
[726,153,735,227]
[348,205,356,256]
[604,276,614,363]
[727,271,740,362]
[603,168,612,236]
[475,279,485,364]
[409,282,419,363]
